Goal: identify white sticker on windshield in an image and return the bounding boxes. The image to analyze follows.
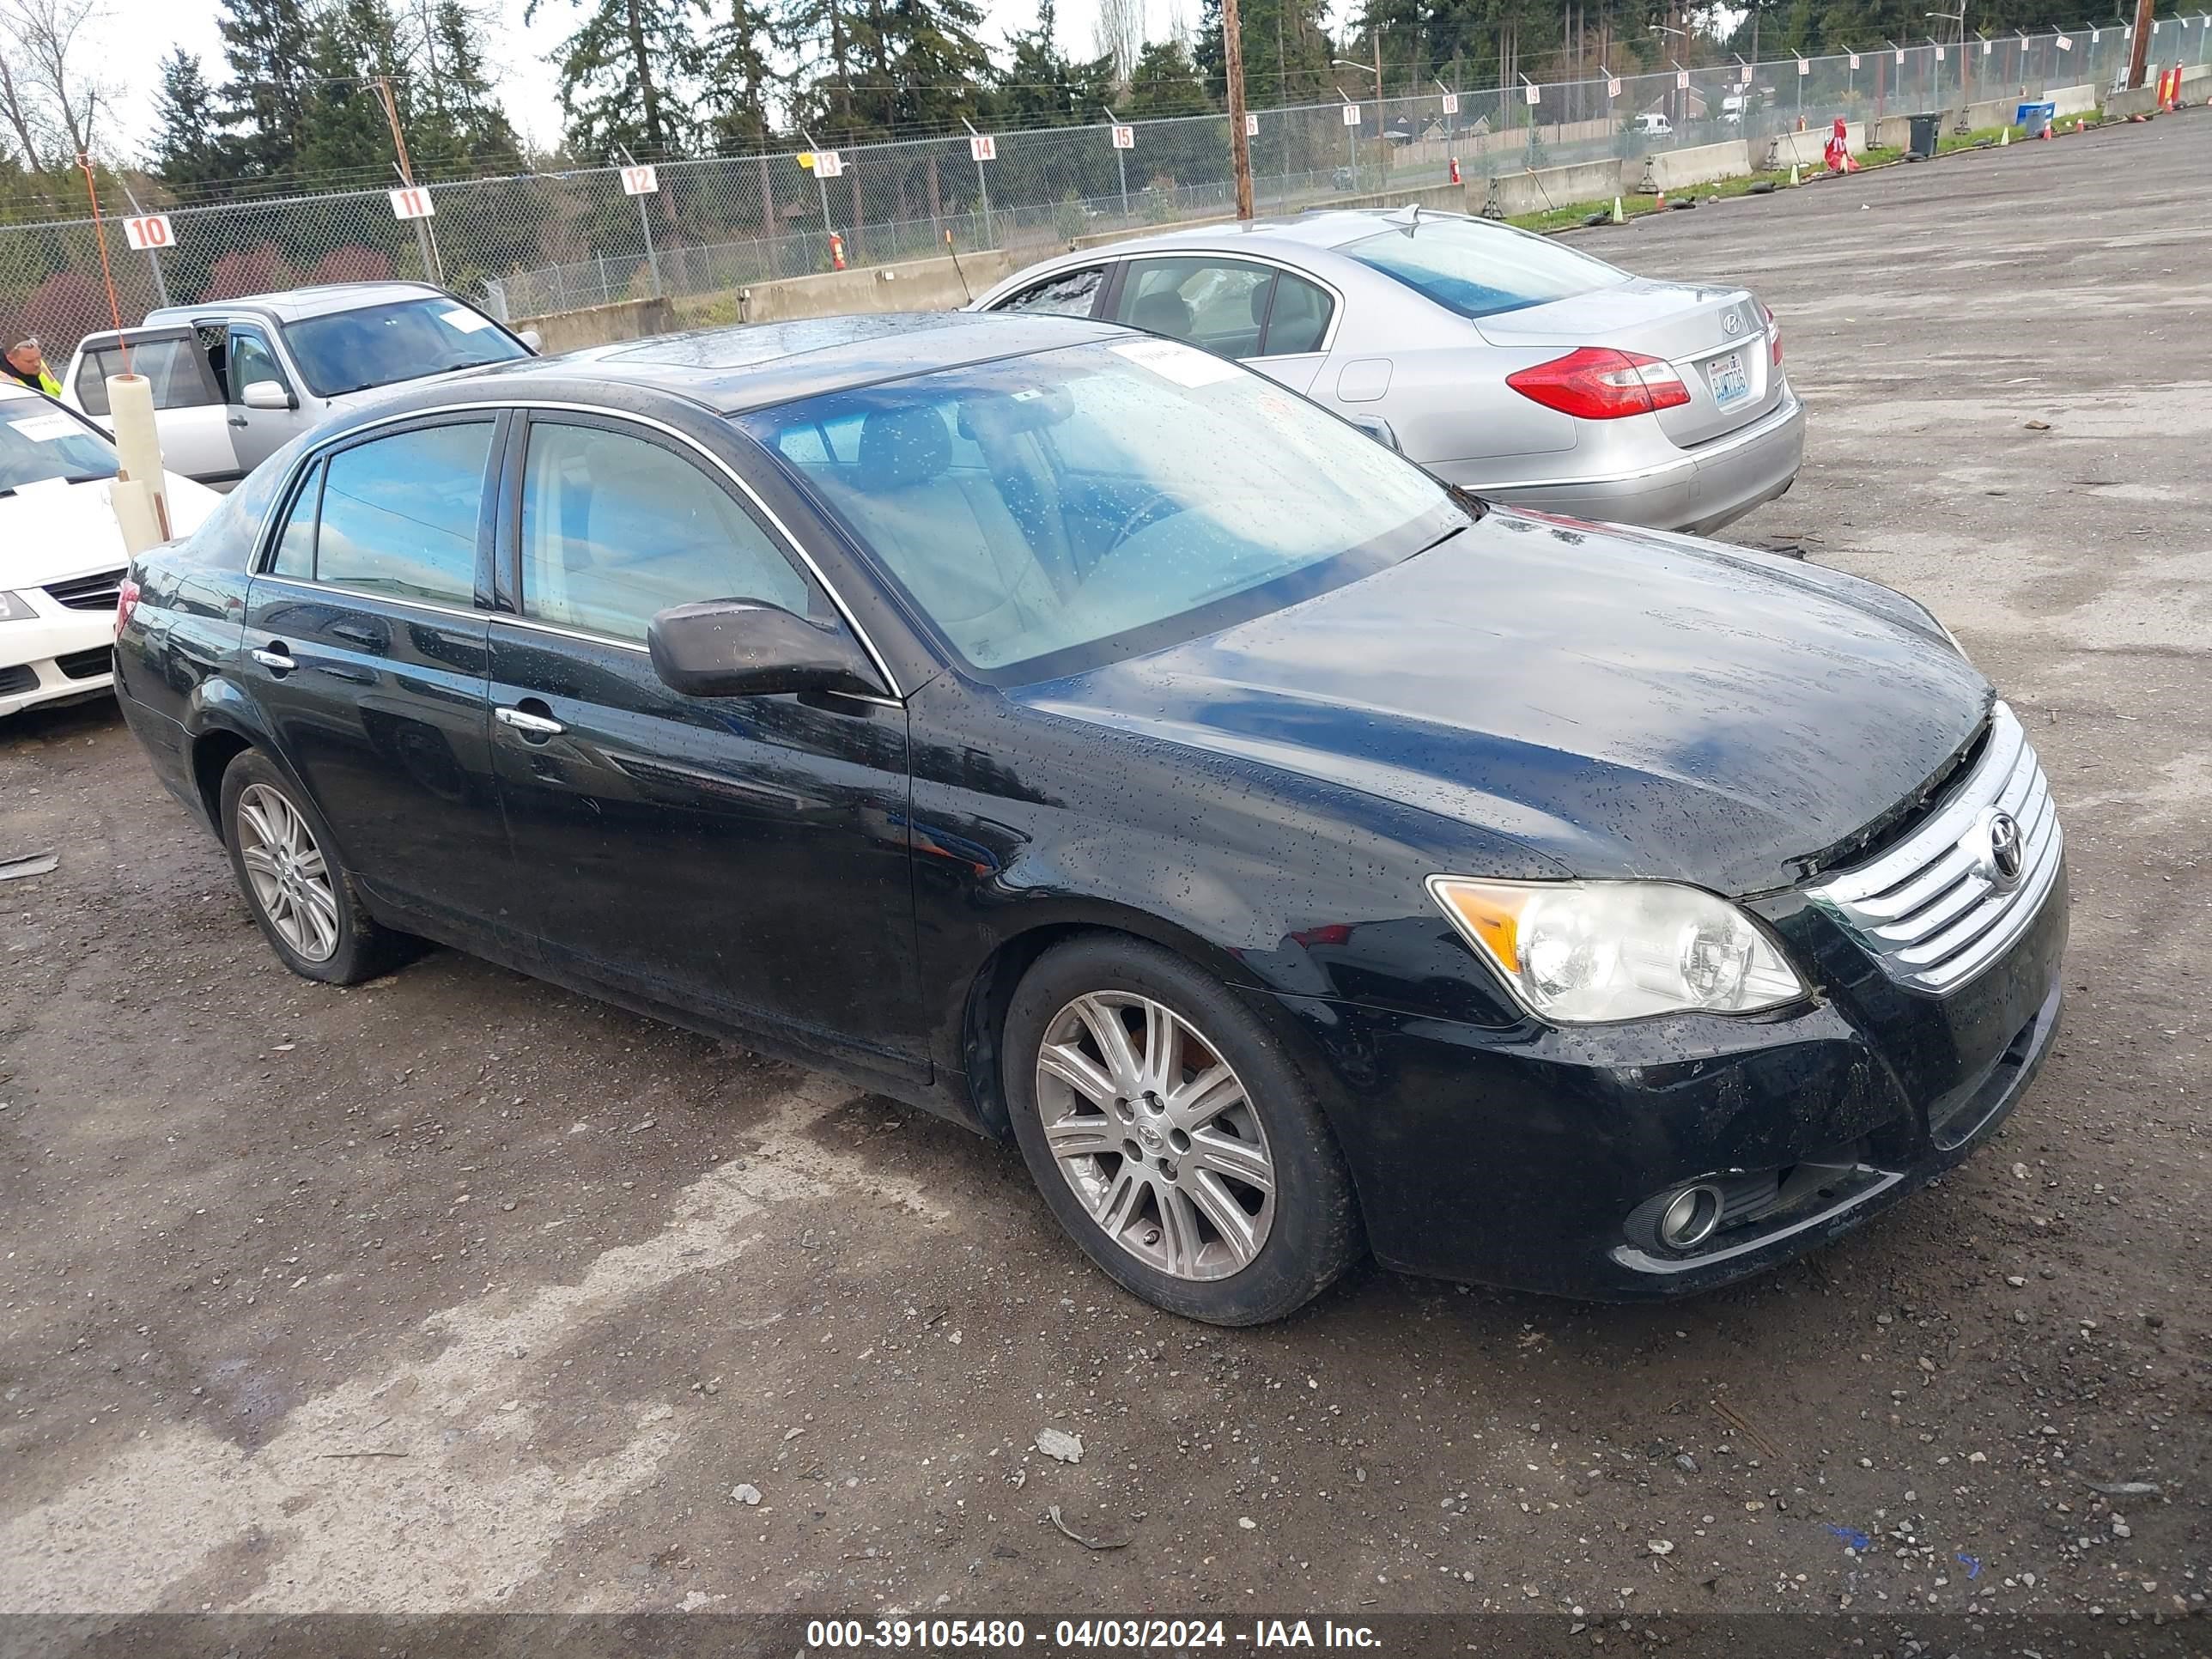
[1109,337,1240,389]
[439,307,496,333]
[9,414,82,442]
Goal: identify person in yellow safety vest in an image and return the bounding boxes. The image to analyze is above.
[3,337,61,397]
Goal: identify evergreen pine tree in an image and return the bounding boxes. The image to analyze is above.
[527,0,703,156]
[215,0,318,177]
[417,0,526,168]
[297,0,416,180]
[149,49,235,189]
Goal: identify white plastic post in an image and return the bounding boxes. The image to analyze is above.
[105,372,173,552]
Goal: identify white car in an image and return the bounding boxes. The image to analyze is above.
[1,383,218,718]
[59,282,539,491]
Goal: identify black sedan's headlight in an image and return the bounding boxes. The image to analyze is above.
[1427,877,1805,1024]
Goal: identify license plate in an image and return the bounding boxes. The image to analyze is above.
[1707,350,1749,407]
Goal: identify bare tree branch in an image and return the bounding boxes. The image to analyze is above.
[0,0,117,161]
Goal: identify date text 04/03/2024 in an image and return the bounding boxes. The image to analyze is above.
[803,1617,1382,1648]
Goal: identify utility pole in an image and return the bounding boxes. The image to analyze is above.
[2126,0,2155,86]
[1221,0,1255,218]
[376,75,443,288]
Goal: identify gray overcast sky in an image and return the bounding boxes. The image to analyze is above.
[98,0,1150,160]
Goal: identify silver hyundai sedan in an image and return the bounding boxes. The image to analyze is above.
[969,208,1803,536]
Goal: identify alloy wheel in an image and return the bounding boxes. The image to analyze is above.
[235,783,340,963]
[1033,991,1276,1281]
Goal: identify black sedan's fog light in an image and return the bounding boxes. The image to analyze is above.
[1654,1183,1723,1249]
[1625,1175,1771,1255]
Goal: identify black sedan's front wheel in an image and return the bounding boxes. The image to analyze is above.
[1002,937,1360,1325]
[220,750,405,986]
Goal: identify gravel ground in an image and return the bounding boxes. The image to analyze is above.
[1,113,2207,1650]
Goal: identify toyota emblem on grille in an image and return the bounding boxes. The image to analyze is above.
[1978,809,2025,890]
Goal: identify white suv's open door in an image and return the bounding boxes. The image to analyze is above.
[61,325,243,490]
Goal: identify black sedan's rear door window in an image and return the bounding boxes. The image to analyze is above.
[314,422,494,607]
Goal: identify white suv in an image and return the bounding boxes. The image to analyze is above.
[60,282,538,490]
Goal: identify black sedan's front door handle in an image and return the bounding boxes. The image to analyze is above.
[251,643,296,674]
[496,703,565,739]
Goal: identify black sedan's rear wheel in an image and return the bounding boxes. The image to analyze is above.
[1002,936,1359,1325]
[220,750,404,986]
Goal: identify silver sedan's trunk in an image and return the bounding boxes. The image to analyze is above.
[1474,280,1782,449]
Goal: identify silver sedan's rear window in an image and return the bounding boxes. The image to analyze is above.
[1343,220,1629,320]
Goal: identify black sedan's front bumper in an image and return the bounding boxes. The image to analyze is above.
[1257,861,2068,1300]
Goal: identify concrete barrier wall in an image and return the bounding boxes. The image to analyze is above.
[2048,82,2100,116]
[514,295,675,354]
[1644,140,1753,191]
[1492,160,1630,216]
[727,250,1019,321]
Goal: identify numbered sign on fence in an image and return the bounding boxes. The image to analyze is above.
[1933,45,1944,61]
[388,186,434,221]
[619,165,659,195]
[1523,81,1541,104]
[1244,112,1259,134]
[1850,52,1861,68]
[969,133,996,161]
[122,214,173,252]
[814,149,845,177]
[1439,93,1459,114]
[2056,33,2072,51]
[1894,47,1905,63]
[1797,56,1810,75]
[1341,103,1362,125]
[1675,68,1690,88]
[1607,76,1621,98]
[1983,37,1992,52]
[1740,62,1753,82]
[1109,124,1135,149]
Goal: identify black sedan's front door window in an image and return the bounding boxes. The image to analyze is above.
[487,416,926,1081]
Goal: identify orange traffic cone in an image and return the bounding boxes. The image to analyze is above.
[829,230,847,270]
[1449,156,1462,185]
[1655,187,1667,210]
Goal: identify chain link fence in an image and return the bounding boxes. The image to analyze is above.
[3,18,2206,354]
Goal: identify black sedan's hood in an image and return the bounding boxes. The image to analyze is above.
[1024,512,1990,896]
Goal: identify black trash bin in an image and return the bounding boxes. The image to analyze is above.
[1907,112,1942,159]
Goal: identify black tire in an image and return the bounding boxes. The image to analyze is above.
[1000,935,1361,1325]
[218,750,407,986]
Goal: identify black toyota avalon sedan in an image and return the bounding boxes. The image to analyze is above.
[112,313,2065,1325]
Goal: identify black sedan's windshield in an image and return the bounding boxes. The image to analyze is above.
[283,297,529,397]
[0,399,117,492]
[743,338,1467,682]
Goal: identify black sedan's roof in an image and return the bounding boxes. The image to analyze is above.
[460,311,1127,415]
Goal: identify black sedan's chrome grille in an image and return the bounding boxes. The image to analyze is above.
[43,568,127,611]
[1806,702,2063,994]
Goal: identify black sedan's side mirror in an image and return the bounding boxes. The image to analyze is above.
[646,599,887,701]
